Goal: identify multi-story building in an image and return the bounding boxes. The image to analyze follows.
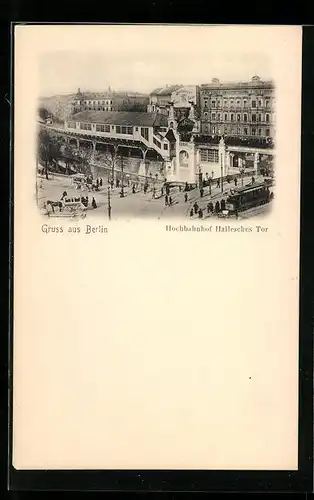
[148,84,200,116]
[148,85,182,114]
[200,76,275,139]
[72,88,149,114]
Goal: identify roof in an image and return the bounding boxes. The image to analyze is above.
[71,110,168,127]
[74,91,149,101]
[232,181,268,194]
[150,85,182,96]
[200,79,274,91]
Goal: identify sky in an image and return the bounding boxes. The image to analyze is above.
[39,51,271,98]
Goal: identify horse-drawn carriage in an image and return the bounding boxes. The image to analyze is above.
[45,194,87,218]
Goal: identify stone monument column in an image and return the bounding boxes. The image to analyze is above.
[254,151,259,174]
[218,136,226,177]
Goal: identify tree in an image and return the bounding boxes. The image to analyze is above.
[38,130,62,179]
[99,144,123,185]
[117,99,147,112]
[38,106,49,121]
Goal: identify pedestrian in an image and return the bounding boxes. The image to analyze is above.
[152,187,156,199]
[215,200,220,213]
[207,203,210,213]
[161,187,164,196]
[165,194,168,206]
[132,184,135,194]
[190,208,194,217]
[200,187,204,198]
[220,198,226,211]
[96,178,99,189]
[179,185,182,192]
[209,201,214,212]
[234,177,238,187]
[193,202,199,214]
[216,179,220,188]
[184,193,188,203]
[252,176,255,184]
[100,178,103,187]
[198,208,203,218]
[169,196,172,206]
[92,197,97,209]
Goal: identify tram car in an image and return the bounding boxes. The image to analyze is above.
[225,181,273,215]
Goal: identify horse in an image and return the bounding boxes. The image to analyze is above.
[46,200,63,213]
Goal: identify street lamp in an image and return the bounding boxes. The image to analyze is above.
[120,155,125,198]
[220,151,224,194]
[240,167,245,187]
[107,186,112,220]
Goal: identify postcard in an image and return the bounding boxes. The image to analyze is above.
[12,24,301,470]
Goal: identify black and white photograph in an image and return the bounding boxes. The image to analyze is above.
[12,25,302,477]
[36,40,275,221]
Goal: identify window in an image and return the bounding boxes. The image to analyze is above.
[244,114,248,122]
[211,100,216,107]
[200,149,219,162]
[80,122,92,131]
[136,127,139,131]
[244,100,247,107]
[212,126,216,134]
[237,100,240,106]
[212,113,216,120]
[244,127,248,135]
[218,100,221,107]
[258,129,262,136]
[266,128,270,136]
[204,112,208,117]
[204,100,208,106]
[163,143,168,150]
[230,100,234,107]
[266,100,270,108]
[153,137,161,149]
[96,124,110,132]
[237,114,241,121]
[204,125,208,133]
[217,114,221,121]
[122,126,127,134]
[252,100,256,108]
[224,113,228,121]
[141,127,149,141]
[252,114,257,122]
[230,113,234,121]
[237,127,241,134]
[258,99,262,107]
[67,121,75,129]
[258,114,262,122]
[116,125,121,133]
[252,127,256,135]
[266,114,270,123]
[224,99,228,106]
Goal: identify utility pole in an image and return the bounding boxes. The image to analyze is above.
[107,186,112,220]
[220,152,224,194]
[120,154,125,197]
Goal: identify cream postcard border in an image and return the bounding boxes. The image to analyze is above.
[13,25,301,470]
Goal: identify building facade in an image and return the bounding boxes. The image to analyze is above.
[200,76,275,139]
[72,89,149,114]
